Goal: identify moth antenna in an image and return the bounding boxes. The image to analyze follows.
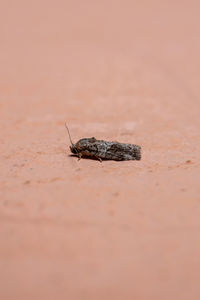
[65,123,74,146]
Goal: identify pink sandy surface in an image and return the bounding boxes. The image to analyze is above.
[0,1,200,299]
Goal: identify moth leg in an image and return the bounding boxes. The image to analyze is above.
[78,153,82,161]
[95,156,102,162]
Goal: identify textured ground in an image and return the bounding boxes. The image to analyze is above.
[0,1,200,299]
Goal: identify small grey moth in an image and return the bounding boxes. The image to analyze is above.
[65,124,141,162]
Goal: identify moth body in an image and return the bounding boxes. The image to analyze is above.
[70,137,141,161]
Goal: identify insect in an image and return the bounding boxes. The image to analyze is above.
[65,124,141,162]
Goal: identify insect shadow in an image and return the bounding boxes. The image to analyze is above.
[68,154,113,162]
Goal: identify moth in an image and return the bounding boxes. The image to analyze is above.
[65,124,141,162]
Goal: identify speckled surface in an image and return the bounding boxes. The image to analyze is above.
[1,1,200,299]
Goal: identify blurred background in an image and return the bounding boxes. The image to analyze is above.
[0,1,200,299]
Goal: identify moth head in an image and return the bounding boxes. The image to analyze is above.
[70,144,78,154]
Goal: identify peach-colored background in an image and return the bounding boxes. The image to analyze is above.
[0,1,200,299]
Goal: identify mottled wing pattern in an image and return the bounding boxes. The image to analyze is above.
[96,141,141,160]
[75,138,141,161]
